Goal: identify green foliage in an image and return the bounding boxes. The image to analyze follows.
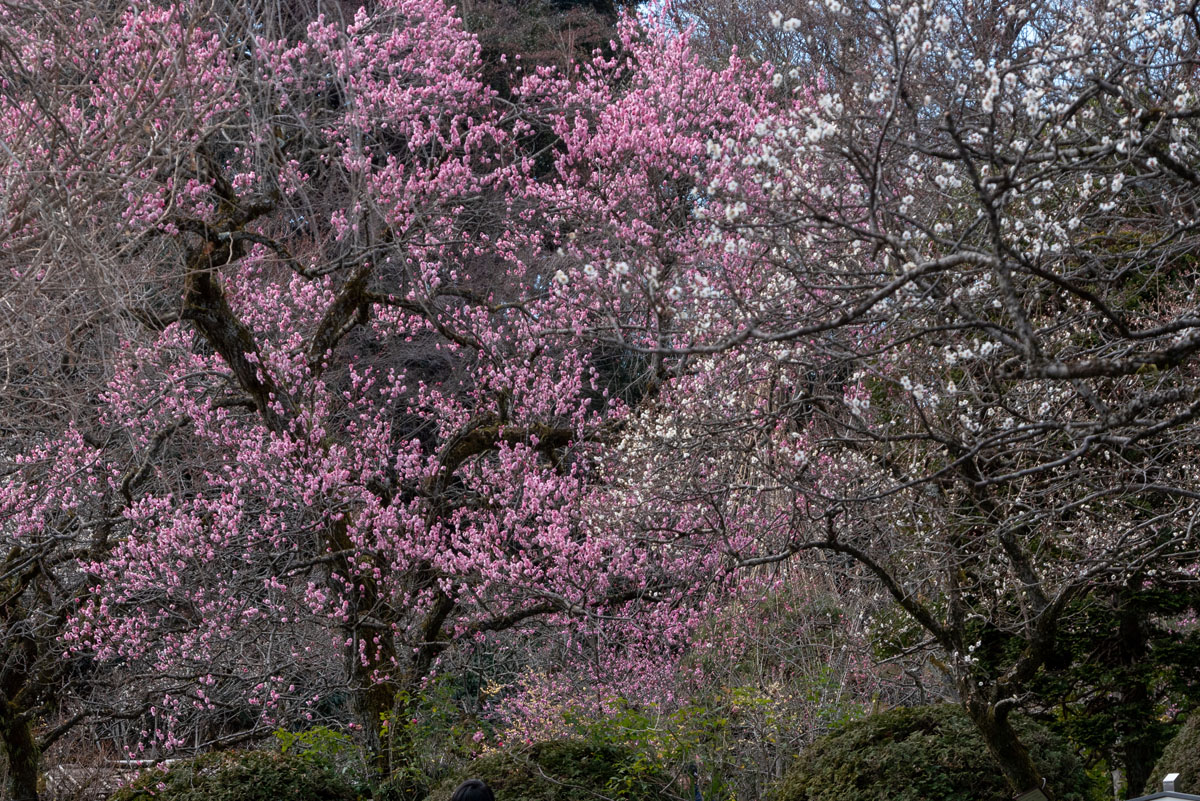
[567,701,716,767]
[1011,579,1200,791]
[563,701,734,799]
[769,704,1103,801]
[106,750,357,801]
[431,739,679,801]
[377,674,490,795]
[374,771,428,801]
[1144,712,1200,796]
[551,682,857,800]
[276,725,359,777]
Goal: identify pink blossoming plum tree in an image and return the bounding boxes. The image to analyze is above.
[0,1,778,798]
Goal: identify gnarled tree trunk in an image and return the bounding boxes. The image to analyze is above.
[963,697,1050,801]
[0,697,40,801]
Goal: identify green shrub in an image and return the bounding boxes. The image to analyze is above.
[106,749,358,801]
[1144,712,1200,795]
[770,704,1102,801]
[275,725,367,786]
[374,767,429,801]
[430,739,679,801]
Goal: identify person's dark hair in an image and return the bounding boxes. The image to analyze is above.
[451,779,495,801]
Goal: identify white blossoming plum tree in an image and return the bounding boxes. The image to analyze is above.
[613,0,1200,796]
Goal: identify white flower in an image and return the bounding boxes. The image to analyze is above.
[783,17,802,32]
[769,9,783,27]
[553,270,569,285]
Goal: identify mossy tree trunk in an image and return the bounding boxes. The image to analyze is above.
[0,697,40,801]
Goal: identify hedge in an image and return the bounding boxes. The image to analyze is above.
[770,704,1102,801]
[106,749,357,801]
[1144,712,1200,796]
[428,739,678,801]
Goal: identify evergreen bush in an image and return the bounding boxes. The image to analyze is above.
[106,750,357,801]
[1144,713,1200,796]
[430,739,678,801]
[770,704,1101,801]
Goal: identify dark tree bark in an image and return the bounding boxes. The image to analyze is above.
[963,697,1050,799]
[0,697,40,801]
